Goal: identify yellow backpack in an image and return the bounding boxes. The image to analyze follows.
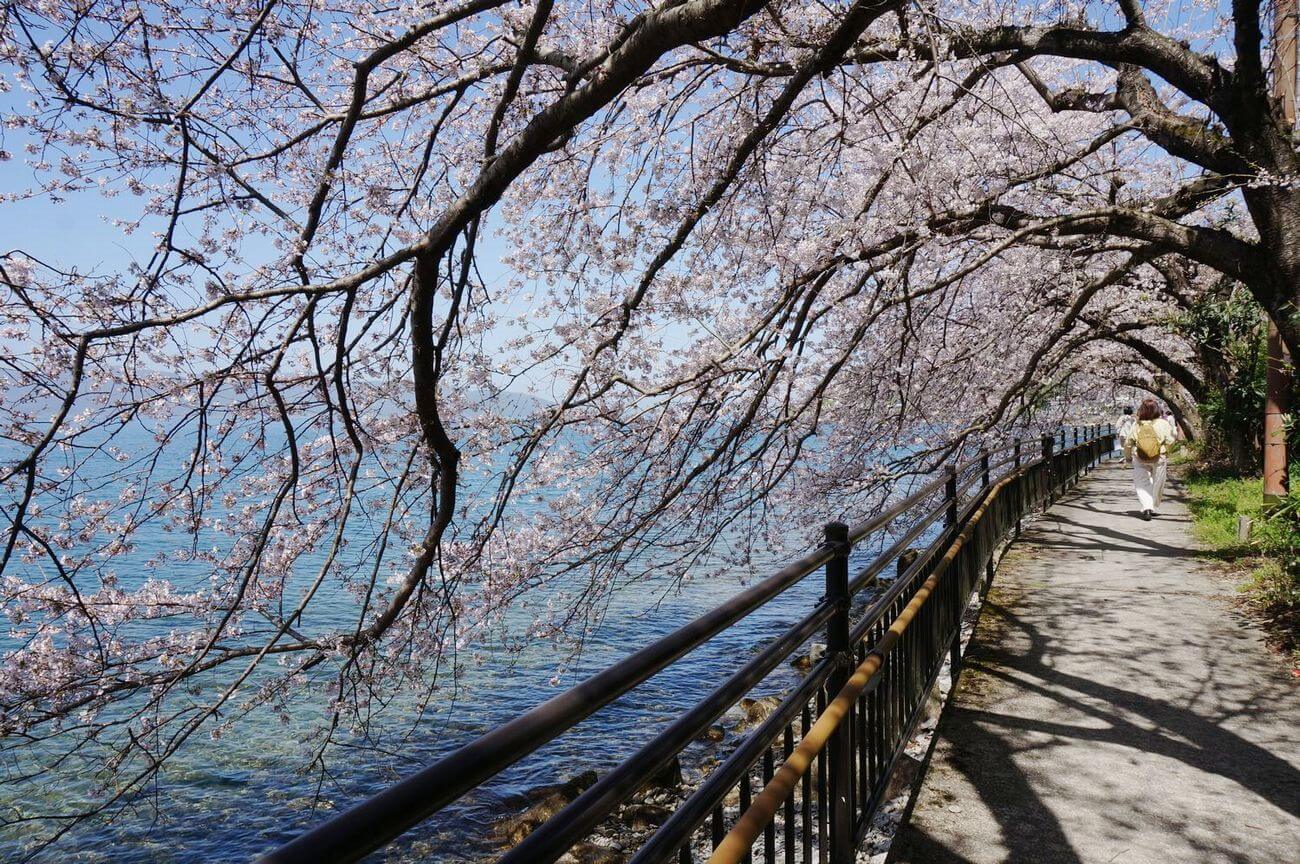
[1134,420,1162,461]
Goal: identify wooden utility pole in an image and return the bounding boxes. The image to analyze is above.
[1265,0,1296,504]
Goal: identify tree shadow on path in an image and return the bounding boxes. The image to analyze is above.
[973,601,1300,819]
[890,474,1300,863]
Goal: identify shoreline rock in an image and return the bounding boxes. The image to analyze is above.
[492,770,598,847]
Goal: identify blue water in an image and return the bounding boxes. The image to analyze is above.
[0,419,920,863]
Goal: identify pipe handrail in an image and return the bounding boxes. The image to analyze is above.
[633,444,1105,864]
[260,543,834,864]
[631,460,1022,864]
[706,468,1018,864]
[261,427,1112,864]
[495,600,840,863]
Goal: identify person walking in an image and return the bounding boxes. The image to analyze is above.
[1162,407,1182,441]
[1114,406,1135,454]
[1123,398,1177,519]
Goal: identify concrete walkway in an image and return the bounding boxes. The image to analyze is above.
[888,460,1300,864]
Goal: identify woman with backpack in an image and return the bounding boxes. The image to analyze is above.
[1123,397,1177,520]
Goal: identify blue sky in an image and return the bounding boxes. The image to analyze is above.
[0,146,572,393]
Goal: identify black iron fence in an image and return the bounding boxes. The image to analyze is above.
[262,426,1115,864]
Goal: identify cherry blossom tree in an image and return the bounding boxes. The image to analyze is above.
[0,0,1278,854]
[907,0,1300,351]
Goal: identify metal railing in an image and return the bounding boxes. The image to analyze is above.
[261,425,1115,864]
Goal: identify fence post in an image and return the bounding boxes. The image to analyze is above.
[823,521,853,864]
[983,446,994,584]
[984,522,995,586]
[940,463,963,682]
[1013,439,1022,538]
[1072,428,1081,485]
[1042,434,1055,507]
[945,464,958,531]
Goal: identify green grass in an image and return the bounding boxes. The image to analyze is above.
[1183,470,1265,549]
[1183,465,1300,667]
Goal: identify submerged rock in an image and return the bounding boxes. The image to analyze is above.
[790,643,828,672]
[502,769,599,807]
[637,755,681,795]
[735,695,782,730]
[559,841,625,864]
[621,802,672,831]
[697,724,726,743]
[493,770,599,846]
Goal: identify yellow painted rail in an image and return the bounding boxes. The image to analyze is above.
[706,470,1016,864]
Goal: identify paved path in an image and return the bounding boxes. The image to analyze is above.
[888,460,1300,864]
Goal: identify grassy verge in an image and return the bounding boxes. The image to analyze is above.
[1182,465,1300,670]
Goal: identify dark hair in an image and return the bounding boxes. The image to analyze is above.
[1136,398,1161,421]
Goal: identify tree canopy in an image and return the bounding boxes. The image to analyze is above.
[0,0,1293,852]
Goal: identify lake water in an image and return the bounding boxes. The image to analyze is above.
[0,421,921,863]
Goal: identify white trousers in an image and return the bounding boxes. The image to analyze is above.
[1132,458,1167,511]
